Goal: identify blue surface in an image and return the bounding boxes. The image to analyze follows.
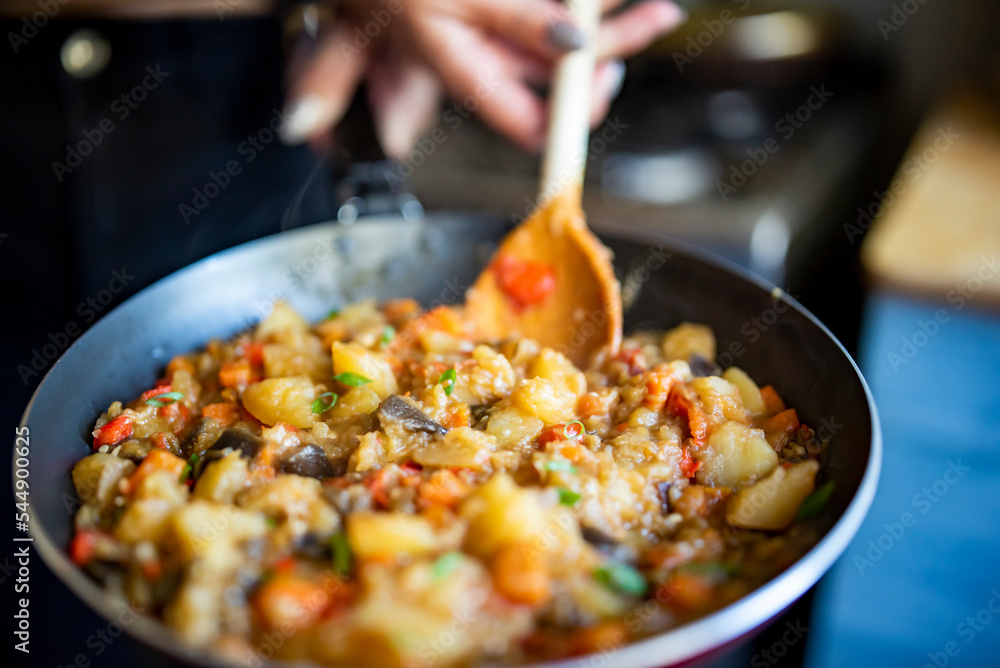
[806,293,1000,668]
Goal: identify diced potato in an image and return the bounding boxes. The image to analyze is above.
[329,385,381,419]
[72,453,135,510]
[418,328,472,354]
[695,421,778,489]
[512,378,576,425]
[114,497,175,544]
[166,500,268,569]
[486,405,544,449]
[413,427,495,470]
[690,376,747,422]
[236,475,338,535]
[452,345,516,405]
[241,376,318,428]
[461,474,554,558]
[722,367,765,415]
[662,323,716,362]
[347,512,439,560]
[254,302,310,341]
[193,452,249,504]
[262,343,330,382]
[727,460,819,530]
[528,348,586,396]
[332,342,398,400]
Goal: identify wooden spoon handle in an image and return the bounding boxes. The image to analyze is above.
[539,0,601,203]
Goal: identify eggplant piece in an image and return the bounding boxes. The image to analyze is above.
[196,428,265,475]
[280,444,337,478]
[377,395,447,435]
[689,353,723,378]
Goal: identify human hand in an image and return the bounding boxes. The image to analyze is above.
[280,0,685,157]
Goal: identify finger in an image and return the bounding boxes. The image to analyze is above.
[596,0,685,60]
[589,59,625,128]
[422,24,548,151]
[281,21,371,145]
[368,57,443,161]
[467,0,586,60]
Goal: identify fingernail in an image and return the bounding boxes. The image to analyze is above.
[280,95,328,145]
[605,59,626,100]
[547,20,586,52]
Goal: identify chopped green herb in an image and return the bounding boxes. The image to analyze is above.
[330,533,353,576]
[796,480,835,520]
[334,372,372,387]
[679,561,742,580]
[146,391,184,407]
[311,392,338,414]
[557,488,581,505]
[327,308,340,319]
[565,420,585,440]
[179,464,192,484]
[545,459,577,474]
[265,517,278,528]
[188,452,200,465]
[594,563,648,596]
[431,552,464,580]
[380,326,395,347]
[439,368,457,396]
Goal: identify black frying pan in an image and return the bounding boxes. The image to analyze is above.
[20,213,880,667]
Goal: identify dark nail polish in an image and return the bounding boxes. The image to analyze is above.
[547,20,586,52]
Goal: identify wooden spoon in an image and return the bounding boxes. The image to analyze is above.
[464,0,622,368]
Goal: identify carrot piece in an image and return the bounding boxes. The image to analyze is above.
[491,543,552,607]
[658,571,715,613]
[94,414,134,449]
[166,355,196,382]
[679,449,701,479]
[443,404,471,430]
[70,530,99,566]
[760,385,786,415]
[202,402,241,427]
[763,408,800,433]
[418,470,470,509]
[643,365,681,410]
[569,621,628,656]
[666,388,708,446]
[219,358,257,389]
[126,449,186,493]
[382,298,420,324]
[252,575,331,631]
[243,342,265,367]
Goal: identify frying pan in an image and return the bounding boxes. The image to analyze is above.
[19,212,880,667]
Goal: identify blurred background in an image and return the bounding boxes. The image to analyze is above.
[3,0,999,667]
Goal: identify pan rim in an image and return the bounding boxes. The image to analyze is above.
[18,214,881,668]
